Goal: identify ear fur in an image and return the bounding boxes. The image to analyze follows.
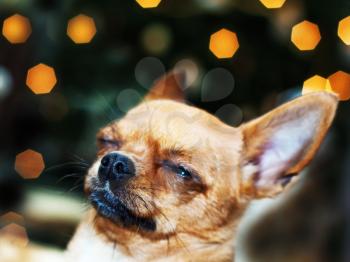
[240,92,338,198]
[144,70,186,102]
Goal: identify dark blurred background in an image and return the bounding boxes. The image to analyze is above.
[0,0,350,261]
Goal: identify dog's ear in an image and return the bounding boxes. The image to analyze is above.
[145,71,186,102]
[239,92,338,198]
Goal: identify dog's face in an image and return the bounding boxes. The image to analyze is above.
[85,72,337,239]
[87,98,243,235]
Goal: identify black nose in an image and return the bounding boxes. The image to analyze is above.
[99,152,135,184]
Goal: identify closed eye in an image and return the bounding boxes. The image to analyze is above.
[161,160,207,193]
[162,161,194,180]
[175,166,192,179]
[97,138,121,148]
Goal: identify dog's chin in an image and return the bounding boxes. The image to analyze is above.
[89,190,156,232]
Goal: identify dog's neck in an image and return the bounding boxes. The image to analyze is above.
[67,209,241,262]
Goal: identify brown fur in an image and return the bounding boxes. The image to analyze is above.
[68,71,338,262]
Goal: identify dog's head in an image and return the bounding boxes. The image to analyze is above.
[85,71,337,239]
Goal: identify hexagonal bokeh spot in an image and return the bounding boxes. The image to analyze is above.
[136,0,162,8]
[209,29,239,59]
[338,16,350,45]
[259,0,286,9]
[327,71,350,101]
[302,75,328,95]
[67,14,97,44]
[0,223,29,247]
[15,149,45,179]
[26,63,57,94]
[291,20,321,51]
[2,14,32,44]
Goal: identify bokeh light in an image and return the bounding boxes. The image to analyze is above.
[291,20,321,51]
[0,223,28,247]
[209,28,239,59]
[116,89,142,112]
[259,0,286,9]
[195,0,232,11]
[26,63,57,94]
[215,104,243,127]
[174,58,200,87]
[338,16,350,45]
[302,75,328,95]
[202,68,234,102]
[271,0,304,39]
[2,14,32,44]
[15,149,45,179]
[67,14,96,44]
[135,57,165,88]
[327,71,350,101]
[136,0,162,8]
[141,23,172,55]
[0,66,12,100]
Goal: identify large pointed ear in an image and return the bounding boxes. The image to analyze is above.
[144,70,186,102]
[240,92,338,198]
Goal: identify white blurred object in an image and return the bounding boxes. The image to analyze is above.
[0,239,63,262]
[24,188,85,224]
[0,66,13,100]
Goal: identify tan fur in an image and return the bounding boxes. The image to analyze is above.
[66,72,338,262]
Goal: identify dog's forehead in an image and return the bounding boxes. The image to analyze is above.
[114,100,241,152]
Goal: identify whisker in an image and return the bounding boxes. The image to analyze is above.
[45,162,90,173]
[68,154,90,165]
[56,172,85,184]
[133,194,153,213]
[131,194,143,236]
[67,182,84,193]
[130,192,188,253]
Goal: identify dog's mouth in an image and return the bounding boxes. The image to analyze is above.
[89,189,156,232]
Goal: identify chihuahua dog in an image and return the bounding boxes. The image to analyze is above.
[66,71,338,262]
